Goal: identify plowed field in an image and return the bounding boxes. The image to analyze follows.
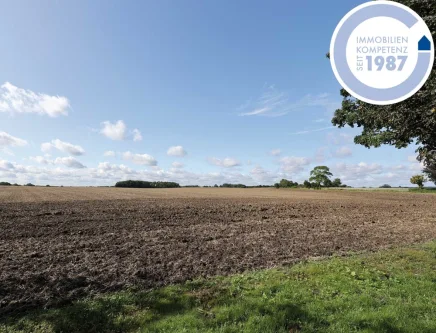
[1,187,435,315]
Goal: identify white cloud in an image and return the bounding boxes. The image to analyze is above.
[279,156,311,174]
[167,146,187,157]
[0,131,27,148]
[28,155,86,169]
[0,148,15,156]
[122,151,157,166]
[330,161,429,187]
[270,149,281,156]
[250,166,278,184]
[407,155,424,172]
[41,139,85,156]
[314,147,328,163]
[208,157,240,168]
[409,163,424,172]
[103,150,116,157]
[0,82,70,117]
[133,129,143,142]
[97,162,135,174]
[290,126,335,135]
[100,120,126,141]
[0,157,427,188]
[30,156,51,164]
[238,85,340,117]
[327,132,354,145]
[171,161,184,169]
[407,155,417,163]
[40,143,52,153]
[0,159,14,170]
[333,162,383,183]
[54,157,86,169]
[391,165,406,171]
[333,146,352,158]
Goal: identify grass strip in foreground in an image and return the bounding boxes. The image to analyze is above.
[1,242,436,333]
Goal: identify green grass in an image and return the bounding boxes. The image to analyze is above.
[2,242,436,333]
[408,188,436,193]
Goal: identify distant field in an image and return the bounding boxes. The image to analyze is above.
[338,187,410,191]
[0,185,423,203]
[0,186,362,202]
[1,186,436,317]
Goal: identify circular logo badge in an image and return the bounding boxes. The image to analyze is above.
[330,1,434,105]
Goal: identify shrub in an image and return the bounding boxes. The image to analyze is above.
[379,184,392,188]
[0,182,11,186]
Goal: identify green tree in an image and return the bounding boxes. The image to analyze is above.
[278,179,298,188]
[221,183,247,188]
[424,164,436,184]
[324,178,333,188]
[309,166,333,189]
[115,180,180,188]
[410,175,427,189]
[332,178,342,187]
[329,0,436,183]
[303,180,312,189]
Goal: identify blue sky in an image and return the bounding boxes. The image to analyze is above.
[0,0,425,187]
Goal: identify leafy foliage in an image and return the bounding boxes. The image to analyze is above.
[379,184,392,189]
[309,166,333,189]
[303,180,312,189]
[277,179,299,188]
[115,180,180,188]
[410,174,427,189]
[423,162,436,183]
[332,178,343,187]
[0,182,11,186]
[330,0,436,183]
[220,183,247,188]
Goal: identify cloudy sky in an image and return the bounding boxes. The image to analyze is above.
[0,0,425,187]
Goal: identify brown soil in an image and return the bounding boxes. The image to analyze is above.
[0,188,435,316]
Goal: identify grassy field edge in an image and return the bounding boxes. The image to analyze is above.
[2,240,436,333]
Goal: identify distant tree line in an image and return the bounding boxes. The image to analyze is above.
[115,180,180,188]
[220,183,247,188]
[219,184,273,188]
[0,182,32,186]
